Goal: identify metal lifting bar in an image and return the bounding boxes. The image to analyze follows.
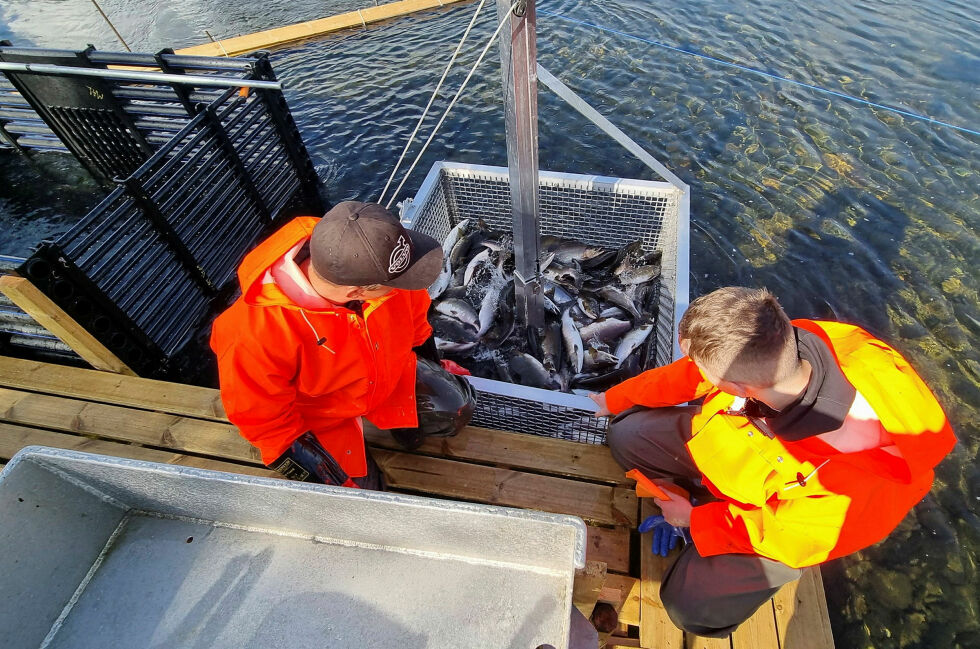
[0,62,282,90]
[496,0,544,332]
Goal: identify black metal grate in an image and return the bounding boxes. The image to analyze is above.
[13,50,326,376]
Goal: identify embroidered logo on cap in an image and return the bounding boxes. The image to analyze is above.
[388,235,411,274]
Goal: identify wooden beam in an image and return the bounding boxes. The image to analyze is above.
[0,387,260,463]
[371,448,637,526]
[0,422,275,478]
[0,386,636,525]
[587,525,631,574]
[0,356,226,420]
[605,639,642,648]
[604,573,641,627]
[175,0,471,58]
[573,560,608,618]
[639,500,684,649]
[773,567,835,649]
[366,423,628,484]
[731,601,780,649]
[0,276,135,375]
[686,634,732,649]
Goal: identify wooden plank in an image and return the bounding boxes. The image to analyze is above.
[639,500,684,649]
[0,387,260,463]
[0,422,275,478]
[0,276,135,375]
[587,525,631,574]
[371,448,637,526]
[686,634,732,649]
[0,386,636,524]
[573,560,608,618]
[606,639,642,648]
[731,600,780,649]
[175,0,470,57]
[0,356,226,421]
[604,573,640,627]
[365,423,628,484]
[773,567,835,649]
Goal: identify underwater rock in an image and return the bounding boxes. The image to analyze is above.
[867,568,914,610]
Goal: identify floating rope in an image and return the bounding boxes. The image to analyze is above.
[385,1,520,209]
[378,0,489,206]
[539,9,980,139]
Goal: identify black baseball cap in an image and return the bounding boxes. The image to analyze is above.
[310,201,443,290]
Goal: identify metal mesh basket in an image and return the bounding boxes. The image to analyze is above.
[403,162,689,445]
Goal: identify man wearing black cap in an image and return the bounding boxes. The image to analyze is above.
[211,201,475,489]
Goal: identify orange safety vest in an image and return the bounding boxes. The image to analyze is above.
[210,217,432,476]
[605,319,956,568]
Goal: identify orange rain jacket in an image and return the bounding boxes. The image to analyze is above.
[210,217,432,477]
[605,319,956,568]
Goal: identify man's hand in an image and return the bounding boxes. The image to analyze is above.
[589,392,612,417]
[654,491,693,527]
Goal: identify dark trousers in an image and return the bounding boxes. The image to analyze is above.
[607,407,803,638]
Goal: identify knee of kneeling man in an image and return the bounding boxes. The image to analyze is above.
[605,416,639,465]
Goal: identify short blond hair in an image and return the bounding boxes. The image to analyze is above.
[678,287,798,387]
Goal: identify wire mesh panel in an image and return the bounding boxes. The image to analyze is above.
[404,162,688,444]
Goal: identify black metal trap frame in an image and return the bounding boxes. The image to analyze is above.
[0,43,321,200]
[9,47,326,376]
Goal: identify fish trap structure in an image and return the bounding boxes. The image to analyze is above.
[404,162,689,445]
[4,47,325,376]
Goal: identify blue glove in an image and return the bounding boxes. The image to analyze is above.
[638,515,692,557]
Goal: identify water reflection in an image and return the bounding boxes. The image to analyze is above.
[1,1,978,647]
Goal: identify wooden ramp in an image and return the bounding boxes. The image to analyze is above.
[0,355,834,649]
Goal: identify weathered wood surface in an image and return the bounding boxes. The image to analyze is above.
[604,572,641,626]
[639,500,685,649]
[0,355,226,420]
[0,422,276,478]
[573,560,608,618]
[686,634,732,649]
[587,526,631,575]
[371,448,636,526]
[364,423,628,485]
[773,567,835,649]
[731,601,780,649]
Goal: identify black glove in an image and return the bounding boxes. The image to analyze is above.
[268,431,352,486]
[412,333,441,364]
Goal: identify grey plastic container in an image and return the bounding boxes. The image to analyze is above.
[0,446,586,649]
[402,161,690,445]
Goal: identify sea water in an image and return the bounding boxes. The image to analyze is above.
[1,1,977,646]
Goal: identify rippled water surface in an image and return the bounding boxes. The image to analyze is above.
[1,1,978,647]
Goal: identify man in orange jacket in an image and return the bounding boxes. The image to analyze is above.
[590,286,955,637]
[211,201,475,490]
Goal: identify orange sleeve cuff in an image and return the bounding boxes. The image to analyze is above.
[689,501,754,557]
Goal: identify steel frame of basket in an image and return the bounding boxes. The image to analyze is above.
[402,161,689,445]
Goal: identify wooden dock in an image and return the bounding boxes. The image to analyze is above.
[0,354,834,648]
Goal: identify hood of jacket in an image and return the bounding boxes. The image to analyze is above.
[237,216,320,310]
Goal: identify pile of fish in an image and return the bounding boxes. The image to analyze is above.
[428,219,661,393]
